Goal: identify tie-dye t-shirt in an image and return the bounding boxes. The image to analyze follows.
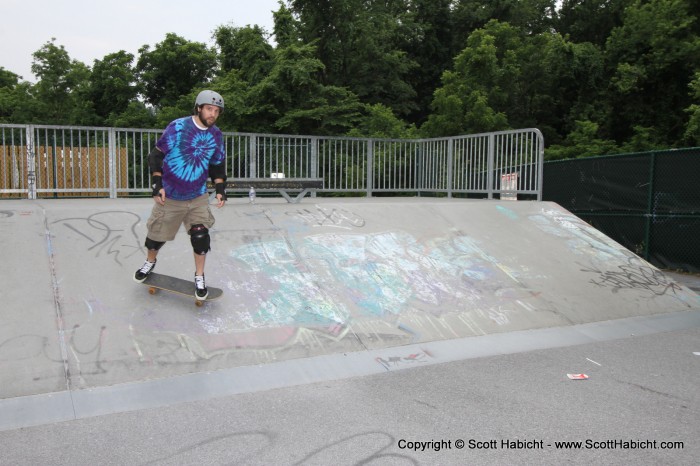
[156,116,225,201]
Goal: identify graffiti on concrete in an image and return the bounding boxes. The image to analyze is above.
[51,211,142,265]
[580,257,683,296]
[286,206,365,229]
[375,350,433,371]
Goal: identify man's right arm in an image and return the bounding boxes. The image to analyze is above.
[149,147,165,204]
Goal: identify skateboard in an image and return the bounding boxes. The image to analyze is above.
[141,272,223,307]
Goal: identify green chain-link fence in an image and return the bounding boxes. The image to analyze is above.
[543,148,700,272]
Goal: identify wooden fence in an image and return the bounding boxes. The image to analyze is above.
[1,145,129,198]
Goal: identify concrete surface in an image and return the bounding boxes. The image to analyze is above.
[1,197,699,465]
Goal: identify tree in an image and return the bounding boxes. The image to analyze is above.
[242,42,363,135]
[683,72,700,145]
[420,21,526,136]
[106,101,156,129]
[347,103,418,139]
[556,0,631,47]
[536,34,608,144]
[452,0,557,50]
[604,0,700,145]
[214,24,273,83]
[136,33,218,108]
[0,67,19,88]
[290,0,417,117]
[545,119,618,159]
[399,0,454,124]
[89,51,138,121]
[30,38,98,125]
[273,0,301,48]
[0,67,21,123]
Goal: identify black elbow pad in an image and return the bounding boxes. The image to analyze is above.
[209,163,227,183]
[148,147,165,174]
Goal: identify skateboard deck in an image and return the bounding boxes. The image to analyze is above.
[141,272,223,307]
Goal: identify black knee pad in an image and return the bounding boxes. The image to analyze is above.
[145,237,165,251]
[189,224,211,255]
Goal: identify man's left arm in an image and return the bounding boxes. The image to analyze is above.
[209,163,227,208]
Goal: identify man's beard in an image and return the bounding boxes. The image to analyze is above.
[198,111,215,128]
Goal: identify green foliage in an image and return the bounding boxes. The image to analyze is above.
[290,0,418,117]
[557,0,630,47]
[30,38,98,124]
[0,68,20,122]
[684,72,700,145]
[545,120,618,160]
[347,104,418,139]
[604,0,700,143]
[136,33,217,108]
[105,101,156,129]
[394,0,453,124]
[452,0,557,50]
[89,51,138,119]
[273,1,301,48]
[1,0,699,159]
[241,42,363,135]
[420,21,529,137]
[0,67,19,88]
[215,24,273,82]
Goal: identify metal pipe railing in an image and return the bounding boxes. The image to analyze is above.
[0,124,544,200]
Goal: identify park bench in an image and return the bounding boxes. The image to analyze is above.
[208,177,323,203]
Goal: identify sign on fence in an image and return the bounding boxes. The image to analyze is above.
[501,172,518,200]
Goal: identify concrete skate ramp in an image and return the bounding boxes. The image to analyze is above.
[1,198,699,404]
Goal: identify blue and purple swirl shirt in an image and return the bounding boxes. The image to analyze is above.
[156,116,225,201]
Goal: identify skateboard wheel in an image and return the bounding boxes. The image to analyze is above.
[148,287,157,295]
[195,300,203,307]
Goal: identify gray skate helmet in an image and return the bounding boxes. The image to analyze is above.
[195,90,224,111]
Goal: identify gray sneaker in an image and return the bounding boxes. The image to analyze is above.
[134,259,156,282]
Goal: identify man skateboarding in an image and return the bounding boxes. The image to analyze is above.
[133,90,228,301]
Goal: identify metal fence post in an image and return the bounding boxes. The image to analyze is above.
[643,151,657,261]
[416,140,424,196]
[366,139,373,197]
[536,129,545,201]
[310,136,318,198]
[447,137,454,198]
[487,133,495,199]
[26,125,36,200]
[249,135,257,178]
[108,128,117,198]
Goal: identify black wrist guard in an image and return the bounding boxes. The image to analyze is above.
[151,175,163,197]
[215,182,227,201]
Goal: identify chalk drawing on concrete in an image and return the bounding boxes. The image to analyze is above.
[223,229,542,330]
[529,207,631,262]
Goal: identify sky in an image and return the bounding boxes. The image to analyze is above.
[1,0,282,83]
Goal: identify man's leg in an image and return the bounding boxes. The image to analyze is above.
[186,195,215,299]
[189,224,210,300]
[194,252,206,276]
[147,247,160,263]
[135,199,180,283]
[134,237,165,282]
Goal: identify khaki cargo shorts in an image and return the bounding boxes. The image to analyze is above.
[145,194,215,242]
